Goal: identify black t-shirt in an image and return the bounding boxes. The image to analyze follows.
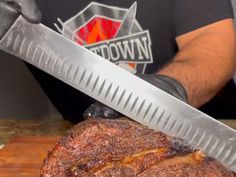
[30,0,233,122]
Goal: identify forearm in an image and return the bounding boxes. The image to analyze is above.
[158,20,236,107]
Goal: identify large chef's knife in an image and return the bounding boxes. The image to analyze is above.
[1,16,236,171]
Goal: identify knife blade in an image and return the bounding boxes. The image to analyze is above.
[1,16,236,172]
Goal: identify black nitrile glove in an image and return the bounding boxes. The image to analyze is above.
[83,102,122,119]
[0,0,41,39]
[83,74,188,119]
[136,74,188,103]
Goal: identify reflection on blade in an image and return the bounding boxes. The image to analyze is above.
[1,16,236,172]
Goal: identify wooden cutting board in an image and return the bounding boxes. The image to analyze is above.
[0,136,60,177]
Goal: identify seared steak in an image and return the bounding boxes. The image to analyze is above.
[40,118,234,177]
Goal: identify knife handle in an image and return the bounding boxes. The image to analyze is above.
[0,0,42,40]
[0,1,19,40]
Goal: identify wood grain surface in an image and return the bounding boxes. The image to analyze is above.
[0,136,60,177]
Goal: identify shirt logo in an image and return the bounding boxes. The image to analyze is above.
[55,2,153,74]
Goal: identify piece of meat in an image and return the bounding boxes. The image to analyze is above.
[40,118,235,177]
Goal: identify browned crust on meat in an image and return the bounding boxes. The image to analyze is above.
[40,118,234,177]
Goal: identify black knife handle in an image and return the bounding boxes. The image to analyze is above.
[0,1,19,40]
[8,0,41,23]
[0,0,41,40]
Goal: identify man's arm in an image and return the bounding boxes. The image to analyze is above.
[84,20,235,119]
[158,19,236,107]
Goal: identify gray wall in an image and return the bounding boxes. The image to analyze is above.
[0,50,60,119]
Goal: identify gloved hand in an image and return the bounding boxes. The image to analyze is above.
[83,102,122,119]
[136,74,188,102]
[0,0,41,38]
[83,74,188,119]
